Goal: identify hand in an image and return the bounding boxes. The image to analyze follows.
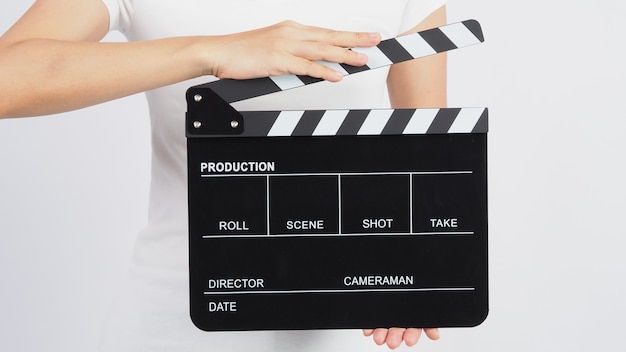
[206,20,381,82]
[363,327,440,349]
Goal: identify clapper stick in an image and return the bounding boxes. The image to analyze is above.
[187,20,486,136]
[185,20,489,331]
[195,20,484,104]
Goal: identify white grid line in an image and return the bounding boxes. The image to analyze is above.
[200,171,474,239]
[203,287,475,295]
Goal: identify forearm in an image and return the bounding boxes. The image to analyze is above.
[0,37,207,118]
[0,20,379,119]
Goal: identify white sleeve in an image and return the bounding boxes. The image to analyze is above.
[399,0,448,34]
[99,0,134,33]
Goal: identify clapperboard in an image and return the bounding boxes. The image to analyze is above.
[186,20,488,331]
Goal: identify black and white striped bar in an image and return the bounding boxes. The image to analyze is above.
[235,107,488,137]
[201,20,484,104]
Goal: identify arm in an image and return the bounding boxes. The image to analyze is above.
[362,5,448,350]
[387,5,447,109]
[0,0,381,118]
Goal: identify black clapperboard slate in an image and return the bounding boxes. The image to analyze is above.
[186,20,488,331]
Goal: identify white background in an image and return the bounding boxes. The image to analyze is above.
[1,1,625,351]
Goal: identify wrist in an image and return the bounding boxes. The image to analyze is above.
[187,35,223,78]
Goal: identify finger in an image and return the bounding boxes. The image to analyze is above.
[403,328,423,347]
[385,328,406,350]
[424,328,440,340]
[285,57,344,82]
[372,328,389,346]
[272,20,381,48]
[363,329,374,336]
[291,42,369,67]
[324,29,381,48]
[316,27,381,48]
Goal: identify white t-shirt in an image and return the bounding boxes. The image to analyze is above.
[98,1,446,351]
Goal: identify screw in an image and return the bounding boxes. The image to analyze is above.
[231,120,239,129]
[193,121,202,129]
[194,94,202,102]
